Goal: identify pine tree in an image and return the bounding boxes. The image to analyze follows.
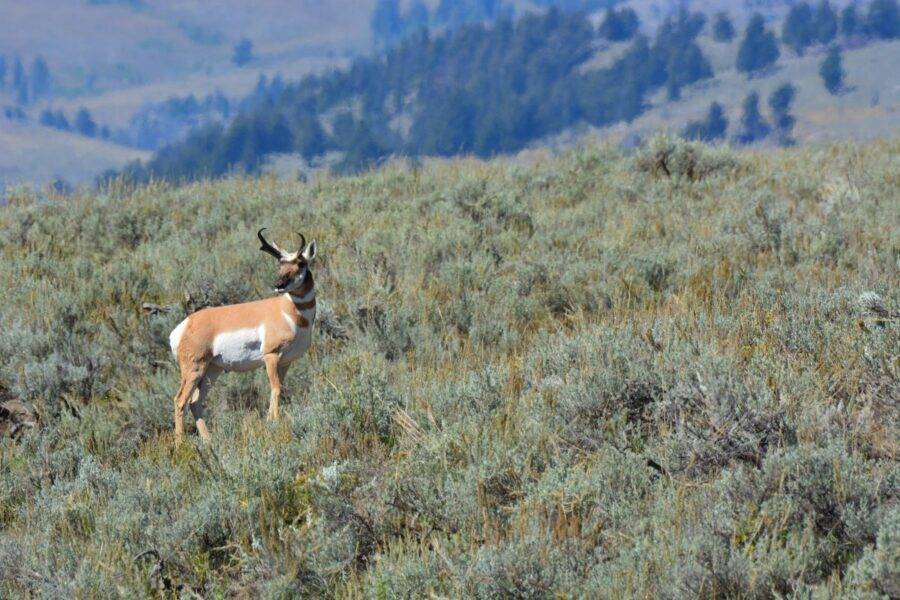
[29,56,51,100]
[841,5,859,37]
[768,83,796,145]
[372,0,403,45]
[16,82,29,105]
[294,114,328,160]
[232,38,254,66]
[865,0,900,39]
[820,45,844,94]
[706,102,728,139]
[55,110,70,130]
[737,14,780,75]
[712,12,735,42]
[813,0,838,44]
[682,101,728,141]
[734,91,770,144]
[75,107,97,137]
[12,56,27,104]
[598,7,640,41]
[404,1,430,34]
[783,2,814,55]
[39,109,56,128]
[12,56,25,89]
[39,108,72,131]
[0,55,6,89]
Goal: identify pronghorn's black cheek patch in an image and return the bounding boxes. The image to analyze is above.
[275,274,294,289]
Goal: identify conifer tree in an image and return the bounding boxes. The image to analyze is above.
[404,1,430,34]
[734,91,770,143]
[737,14,780,75]
[232,38,254,66]
[682,102,728,141]
[841,4,859,37]
[783,2,814,55]
[29,56,51,100]
[813,0,838,44]
[75,107,97,137]
[865,0,900,39]
[372,0,403,45]
[12,56,27,103]
[712,12,735,42]
[598,7,640,41]
[819,45,844,94]
[768,83,796,145]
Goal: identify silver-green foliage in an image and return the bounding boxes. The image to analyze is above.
[0,139,897,597]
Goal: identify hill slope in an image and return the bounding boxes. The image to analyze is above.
[0,139,897,596]
[0,119,149,189]
[578,38,900,147]
[0,0,374,95]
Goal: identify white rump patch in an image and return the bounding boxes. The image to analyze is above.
[211,325,266,372]
[169,318,189,356]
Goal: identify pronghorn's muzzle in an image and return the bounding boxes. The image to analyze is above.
[275,270,305,293]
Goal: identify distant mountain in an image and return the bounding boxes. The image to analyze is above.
[114,0,900,183]
[2,0,899,189]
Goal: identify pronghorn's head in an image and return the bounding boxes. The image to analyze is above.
[257,228,318,294]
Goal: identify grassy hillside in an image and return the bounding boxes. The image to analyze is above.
[0,119,149,189]
[0,139,897,597]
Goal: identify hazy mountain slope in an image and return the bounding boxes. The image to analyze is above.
[0,0,373,94]
[46,55,346,128]
[0,119,148,189]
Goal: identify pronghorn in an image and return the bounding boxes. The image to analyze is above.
[168,229,317,444]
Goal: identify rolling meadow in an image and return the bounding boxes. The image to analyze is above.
[0,137,897,597]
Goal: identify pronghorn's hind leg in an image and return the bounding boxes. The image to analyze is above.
[189,367,221,442]
[263,354,283,421]
[173,362,207,446]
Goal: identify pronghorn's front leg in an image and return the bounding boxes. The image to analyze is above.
[264,354,283,421]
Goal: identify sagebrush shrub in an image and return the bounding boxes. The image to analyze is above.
[0,140,897,597]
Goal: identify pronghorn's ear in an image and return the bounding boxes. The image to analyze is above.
[302,240,318,262]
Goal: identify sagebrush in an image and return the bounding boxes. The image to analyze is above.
[0,138,897,598]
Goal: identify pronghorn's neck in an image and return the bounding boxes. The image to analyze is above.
[287,271,316,309]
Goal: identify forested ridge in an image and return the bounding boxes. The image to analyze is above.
[115,8,713,181]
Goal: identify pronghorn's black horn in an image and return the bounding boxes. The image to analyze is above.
[257,228,283,259]
[296,232,307,254]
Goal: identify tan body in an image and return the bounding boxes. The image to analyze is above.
[169,231,317,444]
